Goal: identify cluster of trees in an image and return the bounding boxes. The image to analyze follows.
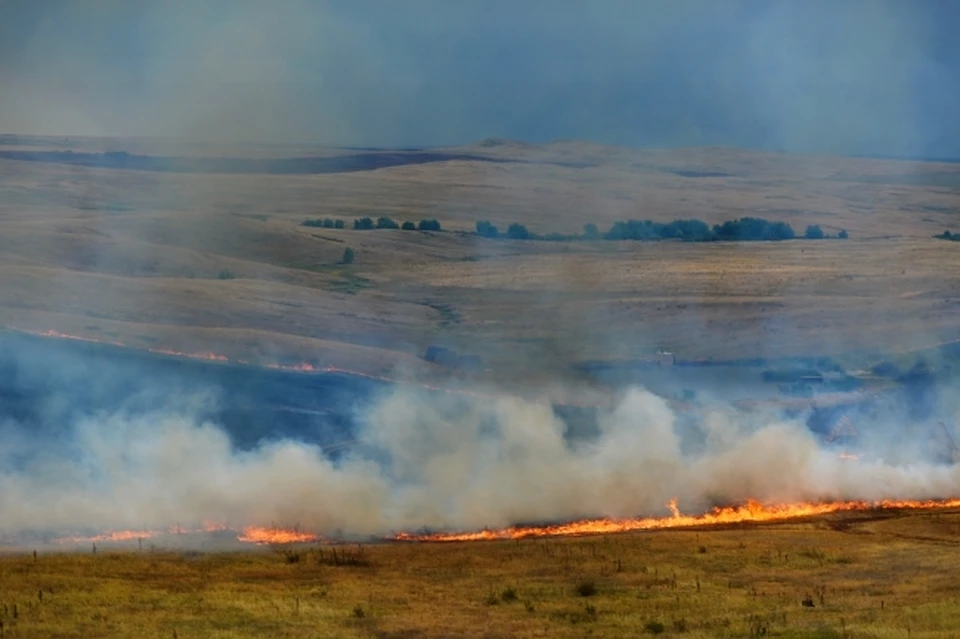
[302,216,441,231]
[474,218,849,242]
[302,218,346,229]
[935,230,960,242]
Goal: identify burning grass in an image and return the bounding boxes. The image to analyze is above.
[3,508,960,637]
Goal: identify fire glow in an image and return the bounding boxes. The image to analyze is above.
[41,498,960,547]
[392,497,960,542]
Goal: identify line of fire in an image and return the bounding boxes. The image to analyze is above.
[1,326,958,547]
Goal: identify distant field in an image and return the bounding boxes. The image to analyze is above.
[4,509,960,638]
[1,135,958,388]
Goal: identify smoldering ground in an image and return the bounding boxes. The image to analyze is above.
[0,337,958,541]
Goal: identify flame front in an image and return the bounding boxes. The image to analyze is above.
[392,497,960,542]
[237,526,321,545]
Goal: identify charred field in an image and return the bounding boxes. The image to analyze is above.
[2,136,960,636]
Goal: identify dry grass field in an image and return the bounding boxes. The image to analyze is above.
[4,509,960,638]
[1,136,959,387]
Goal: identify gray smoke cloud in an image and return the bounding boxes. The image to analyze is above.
[2,379,958,540]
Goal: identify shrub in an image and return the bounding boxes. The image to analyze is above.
[574,579,597,597]
[376,216,399,229]
[353,217,374,230]
[322,218,336,228]
[217,269,235,280]
[838,229,848,239]
[645,620,666,634]
[418,219,442,231]
[805,224,825,240]
[334,219,345,229]
[501,587,518,602]
[315,546,369,567]
[583,222,600,240]
[301,219,322,227]
[352,604,365,618]
[507,223,530,240]
[476,220,499,238]
[401,221,416,230]
[341,247,355,264]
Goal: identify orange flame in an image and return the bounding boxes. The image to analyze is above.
[57,529,159,544]
[237,526,321,545]
[392,497,960,542]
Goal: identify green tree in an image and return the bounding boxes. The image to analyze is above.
[583,223,600,240]
[376,216,399,229]
[804,224,825,240]
[401,221,416,230]
[418,219,442,231]
[341,247,355,264]
[507,223,530,240]
[334,219,345,229]
[353,217,374,230]
[838,229,849,239]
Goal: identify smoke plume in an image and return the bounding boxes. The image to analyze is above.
[1,371,957,540]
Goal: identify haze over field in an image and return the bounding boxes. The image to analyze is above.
[2,1,960,158]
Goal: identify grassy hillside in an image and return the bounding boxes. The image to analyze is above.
[1,136,958,387]
[3,509,960,637]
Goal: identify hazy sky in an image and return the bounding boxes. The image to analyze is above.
[1,0,958,157]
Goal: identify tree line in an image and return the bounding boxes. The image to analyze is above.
[302,216,441,231]
[476,217,848,242]
[935,230,960,242]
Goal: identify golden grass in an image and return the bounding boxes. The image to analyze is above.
[1,139,960,387]
[5,510,960,637]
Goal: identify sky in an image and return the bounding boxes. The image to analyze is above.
[1,0,959,157]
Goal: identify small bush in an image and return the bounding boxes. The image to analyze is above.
[401,221,416,230]
[574,579,597,597]
[524,601,535,612]
[418,219,442,231]
[282,550,301,564]
[476,220,499,238]
[315,546,368,567]
[352,604,365,618]
[501,587,518,602]
[341,247,355,264]
[334,219,345,229]
[645,620,666,634]
[838,229,848,239]
[217,269,235,280]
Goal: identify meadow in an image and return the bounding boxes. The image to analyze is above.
[3,509,960,638]
[1,137,958,391]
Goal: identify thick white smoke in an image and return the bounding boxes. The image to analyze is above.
[1,383,958,540]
